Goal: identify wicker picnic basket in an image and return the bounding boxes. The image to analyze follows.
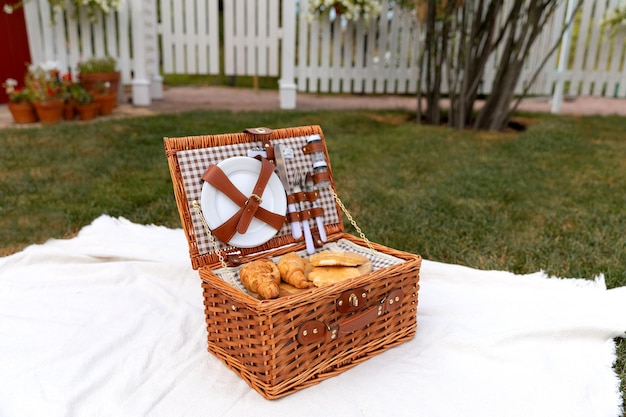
[164,125,421,399]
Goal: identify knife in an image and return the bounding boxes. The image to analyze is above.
[274,144,302,240]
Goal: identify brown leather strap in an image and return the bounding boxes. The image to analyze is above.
[201,158,285,244]
[296,288,404,345]
[302,140,325,155]
[309,206,324,218]
[299,209,313,221]
[293,190,307,203]
[236,157,275,234]
[286,211,301,223]
[305,190,318,201]
[313,170,331,184]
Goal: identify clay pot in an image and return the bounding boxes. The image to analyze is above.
[63,103,76,121]
[7,101,38,124]
[76,102,100,121]
[95,93,116,116]
[33,100,64,125]
[78,71,120,105]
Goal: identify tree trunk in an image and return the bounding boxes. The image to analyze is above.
[416,0,574,131]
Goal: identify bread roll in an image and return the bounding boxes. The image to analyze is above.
[309,251,369,267]
[309,266,362,287]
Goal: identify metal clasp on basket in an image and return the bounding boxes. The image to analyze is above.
[336,287,367,313]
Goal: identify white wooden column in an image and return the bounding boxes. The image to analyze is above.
[279,0,297,109]
[146,0,163,100]
[552,0,576,114]
[131,0,151,106]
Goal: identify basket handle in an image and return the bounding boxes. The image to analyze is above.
[296,288,403,345]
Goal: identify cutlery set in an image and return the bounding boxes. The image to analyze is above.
[274,142,328,255]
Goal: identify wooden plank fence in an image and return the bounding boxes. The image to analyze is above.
[20,0,626,109]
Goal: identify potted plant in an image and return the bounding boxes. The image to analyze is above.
[77,56,120,106]
[25,62,65,125]
[2,78,38,124]
[60,72,76,120]
[93,81,116,116]
[68,83,99,121]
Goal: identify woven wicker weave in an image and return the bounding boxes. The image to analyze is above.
[164,126,421,399]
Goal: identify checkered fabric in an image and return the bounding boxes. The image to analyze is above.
[177,135,341,254]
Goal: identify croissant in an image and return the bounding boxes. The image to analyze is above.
[239,259,281,299]
[277,252,312,289]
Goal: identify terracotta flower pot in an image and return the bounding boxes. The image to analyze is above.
[76,102,100,121]
[33,100,64,125]
[95,93,116,116]
[63,103,76,121]
[7,101,38,124]
[79,71,120,105]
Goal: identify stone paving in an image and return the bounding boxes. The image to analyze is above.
[2,86,626,129]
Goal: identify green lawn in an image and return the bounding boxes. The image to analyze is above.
[0,108,624,409]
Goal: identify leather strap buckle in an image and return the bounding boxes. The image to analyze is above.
[247,193,262,205]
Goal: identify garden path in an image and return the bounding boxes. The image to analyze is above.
[2,86,626,129]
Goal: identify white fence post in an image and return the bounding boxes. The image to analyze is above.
[147,1,163,100]
[280,0,297,109]
[131,0,151,106]
[552,0,577,114]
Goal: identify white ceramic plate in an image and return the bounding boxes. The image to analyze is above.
[200,157,287,248]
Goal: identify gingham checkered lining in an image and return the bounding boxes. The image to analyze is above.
[176,135,340,254]
[212,238,406,295]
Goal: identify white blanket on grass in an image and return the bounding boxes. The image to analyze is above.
[0,215,624,417]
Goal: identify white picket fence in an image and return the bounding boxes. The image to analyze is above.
[23,0,161,105]
[21,0,626,110]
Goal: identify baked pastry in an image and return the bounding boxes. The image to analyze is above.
[309,251,370,267]
[308,251,373,287]
[239,258,281,299]
[309,266,362,287]
[277,252,312,289]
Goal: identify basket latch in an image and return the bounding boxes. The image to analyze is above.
[296,288,404,346]
[336,287,367,313]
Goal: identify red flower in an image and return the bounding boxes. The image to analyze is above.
[47,86,55,97]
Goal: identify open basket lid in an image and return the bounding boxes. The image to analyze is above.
[164,125,345,270]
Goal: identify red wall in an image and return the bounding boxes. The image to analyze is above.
[0,0,32,103]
